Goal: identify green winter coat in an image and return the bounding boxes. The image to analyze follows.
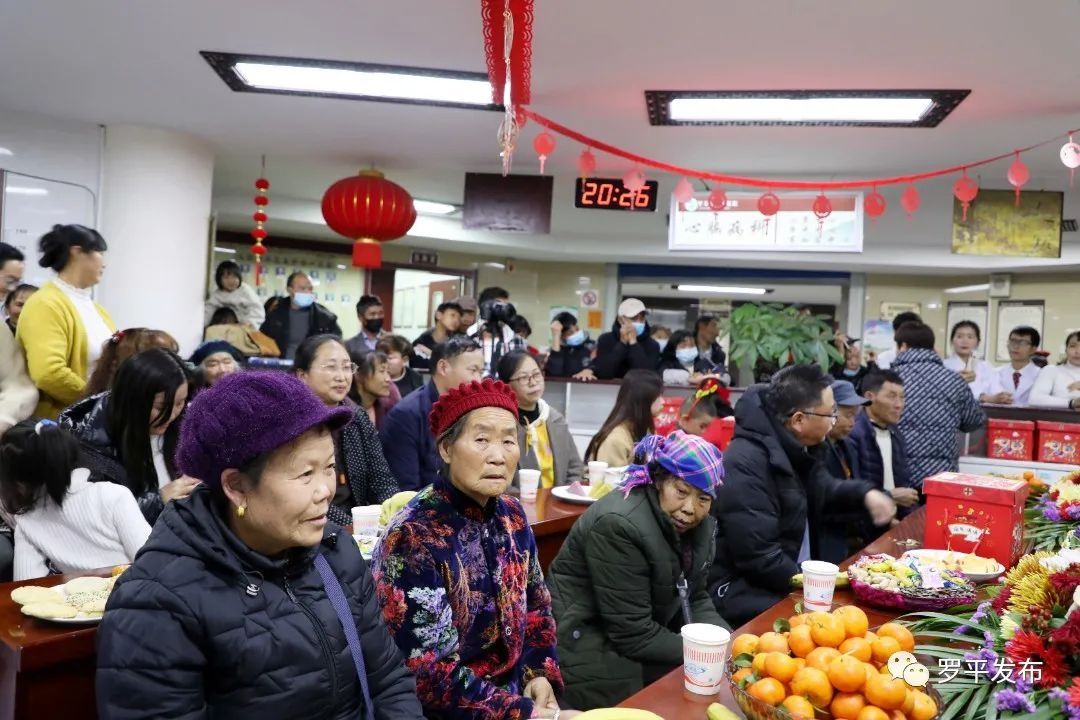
[547,484,729,710]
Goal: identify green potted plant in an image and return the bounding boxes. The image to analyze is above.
[728,303,843,384]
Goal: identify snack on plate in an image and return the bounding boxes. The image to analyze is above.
[588,479,613,500]
[21,602,79,620]
[65,576,110,594]
[848,553,975,610]
[10,585,64,605]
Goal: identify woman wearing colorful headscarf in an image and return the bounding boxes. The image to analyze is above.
[372,378,567,719]
[547,431,729,710]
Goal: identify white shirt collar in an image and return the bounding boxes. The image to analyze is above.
[68,467,92,491]
[53,276,93,299]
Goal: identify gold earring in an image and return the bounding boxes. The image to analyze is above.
[236,505,246,519]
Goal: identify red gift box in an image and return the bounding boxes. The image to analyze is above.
[1036,421,1080,465]
[987,419,1035,461]
[923,472,1030,569]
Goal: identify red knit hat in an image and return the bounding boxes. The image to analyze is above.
[428,378,519,437]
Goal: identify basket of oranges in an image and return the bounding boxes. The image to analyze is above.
[728,606,940,720]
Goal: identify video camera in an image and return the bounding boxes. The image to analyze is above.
[479,300,517,327]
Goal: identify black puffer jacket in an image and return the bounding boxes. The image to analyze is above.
[96,486,421,719]
[709,386,874,626]
[59,393,172,524]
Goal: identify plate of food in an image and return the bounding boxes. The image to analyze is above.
[552,481,609,504]
[900,549,1006,583]
[847,553,976,611]
[11,575,116,624]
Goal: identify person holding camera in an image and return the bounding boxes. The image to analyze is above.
[470,286,526,377]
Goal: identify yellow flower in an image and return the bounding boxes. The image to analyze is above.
[1008,571,1050,614]
[1000,615,1020,640]
[1004,552,1053,587]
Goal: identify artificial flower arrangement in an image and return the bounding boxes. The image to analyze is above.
[901,547,1080,719]
[1026,470,1080,553]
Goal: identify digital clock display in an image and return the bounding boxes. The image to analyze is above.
[574,177,659,211]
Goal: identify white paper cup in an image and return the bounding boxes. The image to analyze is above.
[518,469,541,501]
[681,623,731,695]
[801,560,840,612]
[351,505,381,536]
[587,461,609,484]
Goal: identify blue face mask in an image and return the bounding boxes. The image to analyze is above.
[293,292,315,308]
[565,329,586,347]
[632,322,647,336]
[676,347,699,365]
[842,367,860,377]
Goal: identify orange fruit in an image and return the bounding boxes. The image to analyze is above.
[864,673,908,710]
[863,663,877,685]
[910,690,938,720]
[793,658,807,673]
[830,691,867,720]
[791,666,834,707]
[765,652,799,684]
[808,612,846,648]
[732,633,760,658]
[900,688,916,715]
[888,712,906,720]
[732,667,754,687]
[806,647,842,672]
[834,605,870,639]
[828,654,867,693]
[747,677,786,706]
[863,630,878,645]
[839,637,873,663]
[876,623,915,653]
[757,631,791,655]
[790,613,809,628]
[781,695,817,719]
[789,625,816,658]
[870,636,902,665]
[856,708,891,720]
[752,652,769,676]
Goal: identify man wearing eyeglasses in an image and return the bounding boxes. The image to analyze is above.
[709,364,897,626]
[996,326,1041,406]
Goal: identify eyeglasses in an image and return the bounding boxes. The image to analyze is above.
[1007,339,1033,348]
[510,371,544,385]
[798,409,839,422]
[317,362,358,375]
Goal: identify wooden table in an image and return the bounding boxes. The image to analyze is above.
[521,487,591,572]
[0,570,111,720]
[617,509,927,717]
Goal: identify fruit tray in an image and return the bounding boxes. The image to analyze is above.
[848,576,975,612]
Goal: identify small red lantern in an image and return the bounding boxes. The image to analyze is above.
[250,170,270,286]
[900,184,920,219]
[953,169,978,221]
[577,149,597,178]
[708,187,728,211]
[623,168,647,193]
[673,178,695,204]
[1007,152,1030,206]
[533,132,556,174]
[758,191,781,216]
[812,193,832,220]
[865,189,887,221]
[321,169,417,268]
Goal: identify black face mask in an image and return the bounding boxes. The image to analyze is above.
[364,318,384,334]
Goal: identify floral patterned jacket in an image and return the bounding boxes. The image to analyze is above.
[371,477,563,719]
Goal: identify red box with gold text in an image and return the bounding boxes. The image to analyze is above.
[987,419,1035,461]
[1036,421,1080,465]
[922,472,1030,569]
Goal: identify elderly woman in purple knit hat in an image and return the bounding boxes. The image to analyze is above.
[546,430,730,710]
[95,371,422,720]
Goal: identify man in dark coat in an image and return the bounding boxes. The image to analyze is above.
[593,298,661,380]
[817,380,871,564]
[545,311,597,380]
[260,272,342,359]
[709,365,897,626]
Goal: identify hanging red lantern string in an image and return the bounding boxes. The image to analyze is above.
[1006,151,1030,206]
[517,107,1080,192]
[250,156,270,287]
[864,186,887,222]
[953,168,979,221]
[900,184,921,219]
[486,0,534,174]
[533,132,556,174]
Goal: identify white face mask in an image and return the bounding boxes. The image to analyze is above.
[656,339,669,353]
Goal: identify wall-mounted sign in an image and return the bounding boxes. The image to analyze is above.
[580,289,599,308]
[574,177,659,212]
[410,250,439,267]
[669,191,863,253]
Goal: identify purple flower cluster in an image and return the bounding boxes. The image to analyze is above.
[1067,503,1080,521]
[1040,494,1064,522]
[954,601,993,636]
[995,689,1037,714]
[1050,688,1080,720]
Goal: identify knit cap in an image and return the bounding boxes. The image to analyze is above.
[428,378,519,437]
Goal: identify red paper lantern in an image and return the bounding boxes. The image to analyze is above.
[1061,135,1080,187]
[708,188,728,211]
[253,211,268,223]
[250,227,268,241]
[623,168,647,193]
[1007,152,1030,206]
[758,191,780,216]
[953,170,978,222]
[254,178,270,191]
[812,193,832,220]
[254,195,269,206]
[900,184,920,219]
[533,132,556,174]
[865,189,887,220]
[321,169,417,268]
[577,149,597,178]
[673,178,695,204]
[250,173,270,286]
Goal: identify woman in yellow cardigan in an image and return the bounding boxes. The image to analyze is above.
[17,225,115,418]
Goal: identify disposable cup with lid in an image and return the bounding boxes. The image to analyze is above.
[681,623,730,695]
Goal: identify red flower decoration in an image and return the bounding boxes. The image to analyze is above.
[1069,680,1080,711]
[1049,612,1080,658]
[1049,567,1080,606]
[1005,630,1069,689]
[992,584,1013,614]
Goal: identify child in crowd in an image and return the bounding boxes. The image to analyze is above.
[0,419,150,580]
[376,335,425,398]
[677,378,733,436]
[203,260,265,328]
[4,283,37,334]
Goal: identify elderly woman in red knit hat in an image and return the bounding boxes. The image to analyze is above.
[372,378,576,720]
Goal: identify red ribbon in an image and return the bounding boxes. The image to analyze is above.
[482,0,533,107]
[520,107,1080,191]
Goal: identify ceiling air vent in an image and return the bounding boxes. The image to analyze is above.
[1062,219,1077,232]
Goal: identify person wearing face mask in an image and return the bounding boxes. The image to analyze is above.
[593,298,661,380]
[546,311,597,381]
[651,326,672,354]
[345,294,387,357]
[549,431,729,709]
[658,330,716,386]
[59,348,199,525]
[943,321,1009,404]
[259,272,341,360]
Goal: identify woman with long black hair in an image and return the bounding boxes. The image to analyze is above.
[584,369,665,466]
[59,347,196,524]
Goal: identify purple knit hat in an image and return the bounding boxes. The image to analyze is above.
[177,371,353,486]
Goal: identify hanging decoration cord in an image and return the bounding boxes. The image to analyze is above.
[518,107,1080,191]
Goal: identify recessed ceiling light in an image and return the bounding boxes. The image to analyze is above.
[0,147,13,156]
[337,264,347,270]
[4,186,47,196]
[646,90,969,127]
[676,284,770,295]
[944,283,990,294]
[201,52,497,111]
[213,246,237,254]
[413,199,457,215]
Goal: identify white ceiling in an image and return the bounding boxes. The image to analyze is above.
[3,0,1080,273]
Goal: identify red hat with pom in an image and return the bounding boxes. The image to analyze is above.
[428,378,519,438]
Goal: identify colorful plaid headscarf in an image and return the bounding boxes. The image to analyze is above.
[622,430,725,498]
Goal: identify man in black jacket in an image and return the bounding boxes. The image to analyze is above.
[546,311,596,380]
[593,298,661,380]
[710,365,897,626]
[818,380,871,564]
[260,272,342,359]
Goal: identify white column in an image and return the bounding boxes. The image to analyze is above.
[97,125,214,355]
[847,272,867,339]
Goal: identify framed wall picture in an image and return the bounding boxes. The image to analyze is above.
[880,302,921,321]
[996,300,1044,363]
